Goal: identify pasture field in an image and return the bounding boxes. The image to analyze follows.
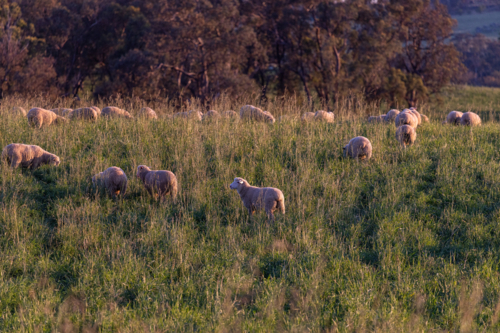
[1,86,500,332]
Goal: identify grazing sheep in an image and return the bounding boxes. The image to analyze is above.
[301,112,315,122]
[240,105,274,123]
[138,107,158,119]
[396,125,417,148]
[384,109,400,123]
[444,111,463,125]
[343,136,372,160]
[368,115,386,123]
[51,108,73,117]
[90,106,101,116]
[405,109,422,125]
[395,112,418,129]
[222,110,238,119]
[27,108,68,128]
[229,177,285,222]
[92,166,128,198]
[136,165,178,201]
[2,143,60,169]
[188,110,203,121]
[202,110,220,121]
[101,106,133,119]
[421,114,430,123]
[314,110,334,123]
[11,106,27,117]
[460,112,481,126]
[69,107,99,121]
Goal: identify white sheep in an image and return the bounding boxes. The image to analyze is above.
[395,125,417,147]
[229,177,285,222]
[27,108,68,128]
[460,112,481,126]
[240,105,274,123]
[11,106,27,117]
[343,136,372,160]
[314,110,334,123]
[69,107,99,121]
[101,106,133,119]
[301,112,315,122]
[202,110,221,121]
[138,107,158,119]
[444,111,463,125]
[92,166,128,198]
[395,112,418,129]
[384,109,400,123]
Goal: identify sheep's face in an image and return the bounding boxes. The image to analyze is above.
[50,155,60,166]
[136,165,150,178]
[230,177,245,190]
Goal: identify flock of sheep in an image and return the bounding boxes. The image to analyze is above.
[2,104,482,222]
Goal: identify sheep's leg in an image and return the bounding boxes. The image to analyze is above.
[10,157,21,169]
[266,209,275,224]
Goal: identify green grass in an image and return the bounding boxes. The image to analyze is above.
[1,86,500,332]
[452,11,500,39]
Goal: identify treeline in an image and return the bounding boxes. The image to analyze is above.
[0,0,476,108]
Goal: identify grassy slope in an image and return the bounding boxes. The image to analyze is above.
[1,86,500,332]
[452,11,500,39]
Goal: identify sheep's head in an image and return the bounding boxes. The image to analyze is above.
[230,177,247,191]
[136,165,151,178]
[342,145,348,157]
[50,155,60,166]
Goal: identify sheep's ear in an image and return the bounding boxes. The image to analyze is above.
[238,180,243,184]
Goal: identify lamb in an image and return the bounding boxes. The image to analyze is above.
[11,106,26,117]
[101,106,133,119]
[202,110,220,121]
[395,112,418,129]
[69,107,99,121]
[136,165,178,201]
[421,114,430,123]
[444,111,463,125]
[395,125,417,148]
[229,177,285,222]
[301,112,315,122]
[460,112,481,126]
[239,105,275,123]
[314,110,334,123]
[138,107,158,119]
[92,167,128,198]
[384,109,400,123]
[2,143,60,169]
[27,108,68,128]
[343,136,372,160]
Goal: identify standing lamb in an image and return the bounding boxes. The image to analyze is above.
[27,108,68,128]
[2,143,60,169]
[69,107,99,121]
[92,167,128,198]
[384,109,400,123]
[138,107,158,119]
[136,165,178,202]
[460,112,481,126]
[395,112,418,129]
[343,136,372,160]
[314,110,334,123]
[11,106,27,117]
[101,106,134,119]
[229,177,285,223]
[395,125,417,148]
[444,111,463,125]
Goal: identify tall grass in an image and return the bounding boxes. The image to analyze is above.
[1,86,500,332]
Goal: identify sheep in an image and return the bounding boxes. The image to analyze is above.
[188,110,203,121]
[101,106,133,119]
[229,177,285,223]
[222,110,238,119]
[136,165,178,202]
[27,108,68,128]
[314,110,334,123]
[384,109,400,123]
[444,111,463,125]
[202,110,220,121]
[92,166,128,198]
[138,107,158,119]
[90,106,101,116]
[395,125,417,148]
[11,106,26,117]
[50,108,73,117]
[460,112,481,126]
[301,112,315,122]
[395,112,418,129]
[69,107,99,121]
[368,115,386,123]
[421,114,430,123]
[2,143,60,169]
[343,136,372,160]
[404,108,422,125]
[239,105,274,123]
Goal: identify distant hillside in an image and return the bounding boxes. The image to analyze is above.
[445,0,500,13]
